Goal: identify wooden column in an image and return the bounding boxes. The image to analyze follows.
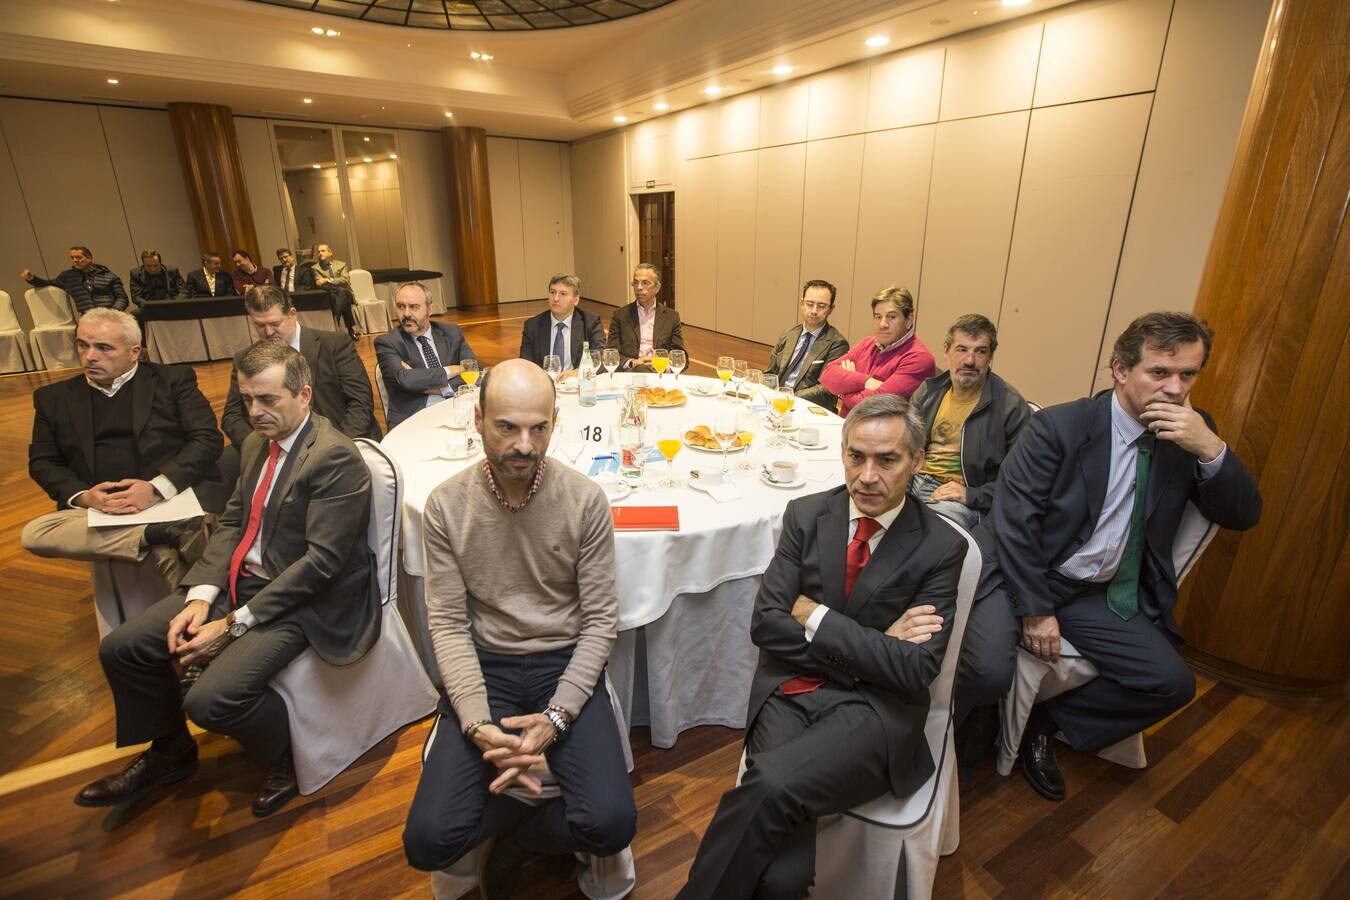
[1175,0,1349,689]
[166,103,259,263]
[441,126,498,308]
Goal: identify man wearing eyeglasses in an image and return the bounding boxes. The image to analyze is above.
[764,279,851,408]
[607,263,685,372]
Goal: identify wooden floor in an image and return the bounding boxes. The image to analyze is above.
[0,300,1345,899]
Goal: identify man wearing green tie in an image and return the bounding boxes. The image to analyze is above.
[991,312,1261,800]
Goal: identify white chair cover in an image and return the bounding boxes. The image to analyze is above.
[272,438,439,795]
[25,287,78,370]
[995,502,1220,776]
[350,268,390,335]
[90,558,170,639]
[0,291,32,372]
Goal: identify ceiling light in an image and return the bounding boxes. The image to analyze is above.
[311,27,324,35]
[865,35,890,48]
[389,153,397,159]
[302,98,313,104]
[325,29,340,36]
[311,163,321,169]
[444,111,454,118]
[470,51,480,59]
[1002,0,1032,6]
[703,85,724,96]
[363,157,373,163]
[363,136,370,141]
[106,78,119,85]
[613,115,628,124]
[653,101,669,111]
[771,65,793,76]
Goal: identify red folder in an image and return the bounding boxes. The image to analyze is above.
[611,505,680,531]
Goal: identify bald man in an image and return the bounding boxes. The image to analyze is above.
[403,360,636,895]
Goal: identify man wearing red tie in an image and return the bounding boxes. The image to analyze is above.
[680,394,968,899]
[74,342,380,819]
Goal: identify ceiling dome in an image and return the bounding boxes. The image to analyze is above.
[246,0,679,30]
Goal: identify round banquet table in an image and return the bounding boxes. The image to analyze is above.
[383,374,846,747]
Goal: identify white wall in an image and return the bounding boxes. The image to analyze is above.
[487,136,575,302]
[570,0,1271,405]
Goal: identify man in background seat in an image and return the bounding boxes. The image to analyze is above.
[375,282,476,430]
[22,245,129,313]
[183,252,238,298]
[607,263,684,372]
[763,279,850,409]
[519,272,605,375]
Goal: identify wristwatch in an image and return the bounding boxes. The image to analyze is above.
[543,706,571,743]
[225,610,249,640]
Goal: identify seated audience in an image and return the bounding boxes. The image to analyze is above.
[22,245,129,313]
[22,309,222,586]
[231,249,274,294]
[607,263,684,372]
[519,272,605,374]
[221,286,380,448]
[763,279,850,408]
[819,286,935,415]
[183,252,239,298]
[995,312,1261,801]
[273,248,302,293]
[311,242,359,340]
[128,250,185,304]
[73,342,380,818]
[909,314,1028,530]
[679,395,966,899]
[403,359,637,890]
[375,282,476,430]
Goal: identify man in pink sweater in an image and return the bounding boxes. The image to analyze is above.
[820,287,936,415]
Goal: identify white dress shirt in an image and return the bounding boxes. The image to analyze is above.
[69,363,177,507]
[803,498,906,640]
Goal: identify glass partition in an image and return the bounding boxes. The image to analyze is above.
[341,129,409,269]
[274,125,350,265]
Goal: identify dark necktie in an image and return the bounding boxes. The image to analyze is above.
[418,335,441,370]
[284,267,293,291]
[783,331,815,387]
[552,321,567,367]
[228,441,281,606]
[1106,433,1155,620]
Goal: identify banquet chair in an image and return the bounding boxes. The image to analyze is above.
[271,437,439,794]
[0,291,33,372]
[25,286,80,370]
[90,559,170,639]
[350,268,390,335]
[995,502,1220,775]
[727,516,980,900]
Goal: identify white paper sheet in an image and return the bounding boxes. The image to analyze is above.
[87,487,205,527]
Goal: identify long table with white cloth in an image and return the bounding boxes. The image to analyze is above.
[142,290,339,363]
[382,374,845,747]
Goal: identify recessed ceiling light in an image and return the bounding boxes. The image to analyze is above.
[106,78,119,85]
[1002,0,1032,6]
[311,163,321,169]
[470,51,480,59]
[653,101,669,111]
[771,65,793,76]
[865,35,890,48]
[363,136,370,141]
[444,111,454,118]
[703,85,724,96]
[363,157,373,163]
[311,27,324,35]
[325,29,340,36]
[302,98,313,104]
[389,153,397,159]
[613,115,628,123]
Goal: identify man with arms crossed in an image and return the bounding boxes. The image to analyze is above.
[819,286,935,416]
[519,272,605,374]
[73,342,380,818]
[996,312,1261,800]
[763,279,850,409]
[607,263,684,372]
[679,394,967,899]
[375,282,477,430]
[403,359,636,897]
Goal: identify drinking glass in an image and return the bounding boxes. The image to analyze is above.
[759,374,784,446]
[669,349,687,381]
[734,407,759,471]
[731,359,749,400]
[716,355,735,398]
[460,359,481,388]
[713,407,738,481]
[745,368,763,400]
[542,355,562,383]
[656,435,683,488]
[652,349,670,380]
[602,348,620,387]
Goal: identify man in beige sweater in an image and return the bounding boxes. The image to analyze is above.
[402,360,636,897]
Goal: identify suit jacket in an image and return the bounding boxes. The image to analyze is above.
[749,487,967,796]
[221,327,381,446]
[127,266,185,304]
[606,301,685,371]
[374,322,476,429]
[183,268,239,298]
[519,308,606,370]
[184,415,380,665]
[763,322,850,408]
[993,390,1261,632]
[272,263,304,293]
[312,259,350,287]
[28,362,224,509]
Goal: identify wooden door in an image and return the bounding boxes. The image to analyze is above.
[637,192,675,309]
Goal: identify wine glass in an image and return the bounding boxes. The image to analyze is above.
[772,383,795,443]
[745,368,763,401]
[460,359,481,389]
[669,349,687,382]
[652,348,670,380]
[602,348,620,387]
[542,354,562,384]
[656,433,683,488]
[716,355,734,398]
[734,407,759,471]
[712,407,738,482]
[731,359,749,401]
[759,374,782,446]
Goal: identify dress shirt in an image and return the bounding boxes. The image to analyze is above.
[185,415,310,627]
[68,363,176,507]
[783,325,824,388]
[551,314,573,368]
[637,302,656,358]
[279,265,296,292]
[288,325,302,352]
[1057,392,1227,583]
[204,269,217,295]
[803,498,906,640]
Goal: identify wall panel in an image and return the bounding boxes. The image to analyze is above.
[751,144,806,346]
[396,128,457,308]
[759,82,810,148]
[714,151,758,340]
[570,132,629,305]
[807,65,870,141]
[673,106,715,161]
[486,137,527,301]
[939,23,1043,121]
[519,140,569,296]
[674,155,718,329]
[0,121,45,331]
[1034,0,1172,108]
[628,120,673,189]
[799,136,865,330]
[866,47,945,132]
[718,95,761,156]
[997,94,1153,406]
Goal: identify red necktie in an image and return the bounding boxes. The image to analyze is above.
[228,441,281,606]
[782,517,883,696]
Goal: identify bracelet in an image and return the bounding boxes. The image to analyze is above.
[464,719,493,740]
[543,707,571,743]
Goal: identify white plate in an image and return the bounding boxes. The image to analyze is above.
[760,471,807,490]
[683,437,747,454]
[599,481,632,502]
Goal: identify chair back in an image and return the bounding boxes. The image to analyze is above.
[1173,501,1217,584]
[0,291,21,332]
[354,438,401,607]
[25,287,75,328]
[374,369,391,421]
[350,268,377,304]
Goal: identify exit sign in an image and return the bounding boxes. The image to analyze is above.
[646,180,656,189]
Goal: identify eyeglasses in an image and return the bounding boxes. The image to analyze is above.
[631,279,656,288]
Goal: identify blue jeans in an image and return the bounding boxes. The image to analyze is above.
[909,472,981,530]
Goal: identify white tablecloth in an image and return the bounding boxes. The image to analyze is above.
[383,375,846,746]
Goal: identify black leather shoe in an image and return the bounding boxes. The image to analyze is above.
[478,829,535,900]
[74,746,198,807]
[251,749,299,818]
[1019,706,1066,800]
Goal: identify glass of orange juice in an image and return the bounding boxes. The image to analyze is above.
[652,349,670,379]
[460,359,480,387]
[716,355,734,398]
[656,436,683,488]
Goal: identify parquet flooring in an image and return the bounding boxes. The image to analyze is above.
[0,300,1345,899]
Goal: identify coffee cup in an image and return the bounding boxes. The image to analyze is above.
[799,427,820,447]
[769,460,798,484]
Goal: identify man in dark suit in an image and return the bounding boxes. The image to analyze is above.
[74,341,380,818]
[374,282,477,430]
[273,248,300,293]
[680,395,968,899]
[128,250,185,304]
[994,312,1261,801]
[183,252,239,298]
[22,309,223,586]
[519,273,605,374]
[221,286,380,446]
[607,263,684,372]
[763,279,850,408]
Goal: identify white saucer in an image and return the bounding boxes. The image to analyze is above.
[601,482,633,502]
[760,471,806,490]
[689,383,721,397]
[557,378,579,394]
[788,436,829,451]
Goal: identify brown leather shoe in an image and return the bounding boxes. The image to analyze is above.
[74,746,198,807]
[251,749,299,818]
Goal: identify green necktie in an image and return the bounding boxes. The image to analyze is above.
[1106,432,1155,620]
